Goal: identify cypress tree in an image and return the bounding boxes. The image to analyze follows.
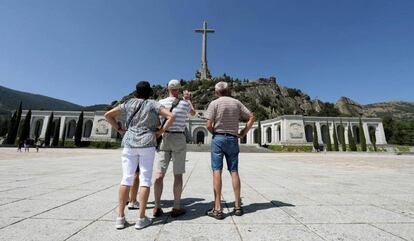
[60,123,66,147]
[75,111,84,147]
[326,122,332,151]
[44,112,54,147]
[359,118,367,152]
[340,119,346,151]
[6,102,22,144]
[5,111,17,144]
[332,122,339,151]
[19,109,32,143]
[52,118,61,147]
[313,123,319,151]
[348,123,357,151]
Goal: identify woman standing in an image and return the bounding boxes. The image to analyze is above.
[105,81,175,230]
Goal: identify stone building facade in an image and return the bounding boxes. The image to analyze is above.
[22,110,387,146]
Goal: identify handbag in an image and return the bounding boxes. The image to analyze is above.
[156,98,181,149]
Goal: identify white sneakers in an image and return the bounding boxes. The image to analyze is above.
[127,201,140,210]
[135,216,152,230]
[115,216,126,229]
[115,216,152,230]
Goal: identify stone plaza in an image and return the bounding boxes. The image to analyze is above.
[0,148,413,240]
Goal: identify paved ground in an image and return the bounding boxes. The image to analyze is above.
[0,148,413,241]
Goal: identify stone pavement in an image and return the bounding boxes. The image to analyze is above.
[0,148,413,241]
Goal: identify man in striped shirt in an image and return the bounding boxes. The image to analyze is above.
[205,81,255,219]
[153,79,196,218]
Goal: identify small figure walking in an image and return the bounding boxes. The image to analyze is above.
[36,140,41,152]
[17,141,23,152]
[24,140,29,152]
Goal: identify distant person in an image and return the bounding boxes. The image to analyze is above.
[24,140,29,152]
[17,141,23,152]
[153,80,195,218]
[35,140,41,152]
[104,81,175,230]
[205,82,255,219]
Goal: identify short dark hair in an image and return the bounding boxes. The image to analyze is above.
[135,81,154,99]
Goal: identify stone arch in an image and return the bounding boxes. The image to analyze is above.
[337,125,343,144]
[33,119,43,140]
[352,125,360,144]
[266,127,272,143]
[83,120,93,138]
[193,127,208,144]
[66,120,77,138]
[253,129,259,144]
[240,133,247,144]
[369,126,377,143]
[277,125,281,142]
[321,125,327,144]
[305,124,313,142]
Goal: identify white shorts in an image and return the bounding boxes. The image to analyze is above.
[121,147,155,187]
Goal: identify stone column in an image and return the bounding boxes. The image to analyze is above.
[316,122,322,144]
[40,116,48,139]
[362,122,371,145]
[377,122,387,144]
[59,117,66,139]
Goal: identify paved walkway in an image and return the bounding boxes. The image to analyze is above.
[0,148,413,241]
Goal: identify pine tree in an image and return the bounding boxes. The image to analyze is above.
[313,123,319,151]
[19,109,32,143]
[52,118,61,147]
[359,118,367,152]
[348,123,357,151]
[44,112,54,147]
[326,122,332,151]
[75,111,84,147]
[332,122,339,151]
[340,119,346,151]
[5,111,17,144]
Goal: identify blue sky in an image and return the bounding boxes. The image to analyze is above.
[1,0,413,106]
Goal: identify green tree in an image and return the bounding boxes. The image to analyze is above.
[52,118,61,147]
[313,123,319,150]
[19,109,32,142]
[44,112,54,147]
[326,122,332,151]
[75,111,84,147]
[359,118,367,152]
[340,119,346,151]
[4,111,16,144]
[348,123,357,151]
[332,122,339,151]
[6,102,22,144]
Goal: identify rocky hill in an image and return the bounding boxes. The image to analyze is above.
[118,76,413,121]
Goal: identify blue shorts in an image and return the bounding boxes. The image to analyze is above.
[211,133,240,172]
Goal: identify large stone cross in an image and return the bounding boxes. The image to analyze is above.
[195,21,215,80]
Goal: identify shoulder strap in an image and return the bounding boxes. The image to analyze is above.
[127,100,145,128]
[161,98,180,128]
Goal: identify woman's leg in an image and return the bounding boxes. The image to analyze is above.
[137,147,155,219]
[120,148,139,217]
[129,173,140,203]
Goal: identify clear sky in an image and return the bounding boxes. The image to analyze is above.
[1,0,413,106]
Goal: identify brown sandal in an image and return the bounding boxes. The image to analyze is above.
[206,208,225,220]
[234,207,244,216]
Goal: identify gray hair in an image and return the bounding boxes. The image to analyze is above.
[215,82,229,96]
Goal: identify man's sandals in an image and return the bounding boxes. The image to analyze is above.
[206,208,225,220]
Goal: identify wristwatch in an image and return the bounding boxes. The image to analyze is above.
[117,126,123,132]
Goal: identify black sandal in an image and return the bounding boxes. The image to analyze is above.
[206,208,225,220]
[234,207,244,216]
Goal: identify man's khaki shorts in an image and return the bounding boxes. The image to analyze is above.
[155,132,187,175]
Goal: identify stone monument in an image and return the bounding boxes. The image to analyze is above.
[195,21,215,80]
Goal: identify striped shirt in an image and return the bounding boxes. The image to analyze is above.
[159,97,191,132]
[205,96,251,136]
